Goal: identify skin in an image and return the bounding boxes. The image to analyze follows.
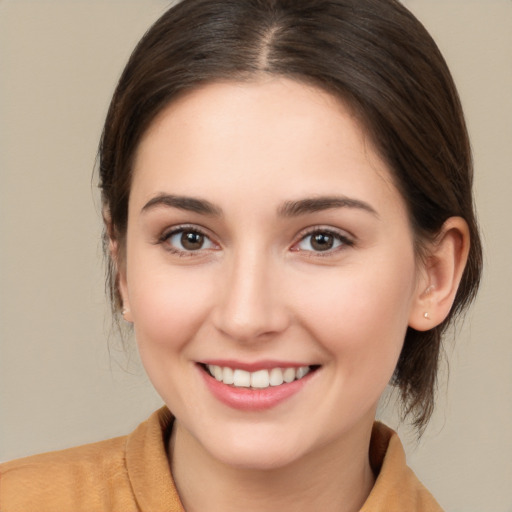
[117,78,469,512]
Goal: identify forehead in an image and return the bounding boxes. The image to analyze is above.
[131,78,405,218]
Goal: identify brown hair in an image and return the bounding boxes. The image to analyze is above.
[99,0,482,431]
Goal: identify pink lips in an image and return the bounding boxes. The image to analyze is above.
[198,361,315,411]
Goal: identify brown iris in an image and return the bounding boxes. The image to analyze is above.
[310,232,335,251]
[181,231,204,250]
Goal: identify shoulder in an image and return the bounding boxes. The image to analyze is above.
[0,407,179,512]
[0,435,137,512]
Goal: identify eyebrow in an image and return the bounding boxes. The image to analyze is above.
[141,194,222,216]
[278,196,378,217]
[141,193,378,218]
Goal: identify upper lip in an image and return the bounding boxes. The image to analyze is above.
[199,360,317,372]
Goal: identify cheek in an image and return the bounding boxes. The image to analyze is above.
[294,256,416,377]
[126,260,216,353]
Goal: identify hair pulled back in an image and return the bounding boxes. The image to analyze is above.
[99,0,482,431]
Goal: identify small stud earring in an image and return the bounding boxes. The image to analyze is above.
[121,308,133,324]
[424,312,430,319]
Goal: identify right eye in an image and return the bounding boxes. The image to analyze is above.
[162,227,217,254]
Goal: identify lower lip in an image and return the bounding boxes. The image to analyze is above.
[199,367,314,411]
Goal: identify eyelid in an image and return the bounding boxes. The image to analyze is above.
[158,223,206,242]
[290,225,355,253]
[157,224,220,255]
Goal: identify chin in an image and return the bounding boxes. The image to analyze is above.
[190,422,309,471]
[211,441,303,471]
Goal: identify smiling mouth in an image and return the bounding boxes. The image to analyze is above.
[202,364,319,389]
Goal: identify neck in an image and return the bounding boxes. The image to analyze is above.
[169,419,376,512]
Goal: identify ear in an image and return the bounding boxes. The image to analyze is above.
[105,210,133,323]
[409,217,470,331]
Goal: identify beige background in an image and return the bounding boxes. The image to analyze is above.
[1,1,511,510]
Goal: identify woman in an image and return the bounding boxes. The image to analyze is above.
[0,0,482,510]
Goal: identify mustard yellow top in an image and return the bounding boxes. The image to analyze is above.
[0,407,443,511]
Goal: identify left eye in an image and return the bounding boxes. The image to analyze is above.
[295,231,348,252]
[166,229,216,252]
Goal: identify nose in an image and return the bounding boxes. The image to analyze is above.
[212,250,290,343]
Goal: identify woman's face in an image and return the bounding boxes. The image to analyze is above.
[120,78,424,469]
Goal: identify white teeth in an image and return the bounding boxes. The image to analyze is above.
[283,367,296,383]
[222,366,234,385]
[233,369,251,387]
[214,365,223,381]
[296,366,309,379]
[206,365,312,388]
[251,369,270,388]
[269,367,284,386]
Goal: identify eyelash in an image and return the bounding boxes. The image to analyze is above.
[157,225,354,257]
[158,225,217,257]
[291,227,354,256]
